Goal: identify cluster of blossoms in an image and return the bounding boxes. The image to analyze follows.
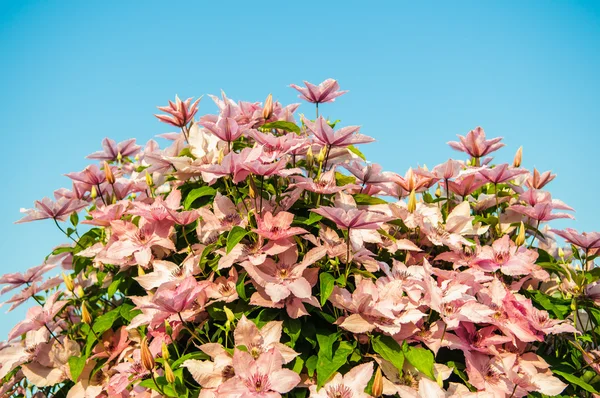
[2,78,600,398]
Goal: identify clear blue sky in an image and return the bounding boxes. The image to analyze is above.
[0,0,598,339]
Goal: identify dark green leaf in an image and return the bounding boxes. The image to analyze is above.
[317,341,355,388]
[553,370,599,393]
[319,272,336,306]
[227,226,249,254]
[68,356,86,382]
[261,121,301,134]
[372,335,405,374]
[353,194,388,205]
[183,186,216,210]
[403,343,435,380]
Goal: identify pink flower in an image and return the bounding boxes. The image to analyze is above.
[216,348,300,397]
[233,315,298,363]
[475,235,542,276]
[0,263,55,295]
[302,116,374,147]
[155,95,201,127]
[510,203,574,223]
[253,211,307,242]
[391,168,436,193]
[311,192,391,231]
[291,169,359,194]
[446,173,487,198]
[525,168,556,189]
[478,164,529,184]
[548,228,600,251]
[289,78,348,104]
[448,127,505,159]
[15,197,88,224]
[8,292,67,341]
[90,326,129,363]
[309,362,373,398]
[87,137,141,161]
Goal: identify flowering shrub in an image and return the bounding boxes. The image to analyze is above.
[1,78,599,398]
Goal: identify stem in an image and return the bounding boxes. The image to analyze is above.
[96,183,107,206]
[53,218,84,249]
[151,371,167,396]
[322,145,331,172]
[178,312,204,343]
[181,125,190,144]
[316,102,319,119]
[444,178,450,219]
[259,175,265,216]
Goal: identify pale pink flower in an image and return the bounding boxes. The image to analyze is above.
[309,362,373,398]
[549,228,600,251]
[15,197,88,224]
[290,168,359,194]
[392,168,437,193]
[302,116,374,147]
[478,164,529,184]
[446,173,487,198]
[155,95,201,127]
[475,235,543,277]
[233,315,298,363]
[448,127,504,159]
[21,337,80,387]
[216,348,300,397]
[206,267,239,303]
[290,78,348,103]
[0,263,55,295]
[8,292,67,341]
[81,203,128,227]
[525,168,556,189]
[90,326,130,363]
[87,137,141,161]
[253,211,307,242]
[344,161,394,185]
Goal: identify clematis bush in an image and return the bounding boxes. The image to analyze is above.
[2,79,600,398]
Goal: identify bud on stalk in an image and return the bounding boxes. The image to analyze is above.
[435,185,442,198]
[515,221,526,246]
[103,161,115,184]
[262,93,273,120]
[81,301,92,325]
[161,342,170,360]
[372,367,383,397]
[140,337,155,371]
[164,361,175,384]
[407,190,417,213]
[513,146,523,168]
[62,273,74,292]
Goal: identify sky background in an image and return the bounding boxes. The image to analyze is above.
[0,0,599,339]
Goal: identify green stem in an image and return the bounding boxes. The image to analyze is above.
[53,218,84,249]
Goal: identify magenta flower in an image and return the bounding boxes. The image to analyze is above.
[448,126,505,159]
[549,228,600,251]
[253,211,307,242]
[15,197,88,224]
[302,116,374,147]
[216,348,300,397]
[87,137,141,161]
[155,95,201,128]
[289,78,348,104]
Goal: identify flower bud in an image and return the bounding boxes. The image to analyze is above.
[137,265,146,276]
[90,185,98,199]
[164,361,175,384]
[262,93,273,120]
[558,247,565,259]
[305,146,314,168]
[140,337,155,371]
[372,367,383,397]
[104,161,115,184]
[515,221,526,246]
[161,342,170,360]
[407,190,417,213]
[75,285,85,298]
[434,185,442,198]
[316,146,327,164]
[62,273,74,292]
[145,171,153,188]
[217,148,225,163]
[513,146,523,168]
[117,152,123,163]
[81,301,92,325]
[248,178,257,199]
[224,306,235,323]
[164,320,173,336]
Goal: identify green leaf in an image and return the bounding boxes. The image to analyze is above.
[372,335,405,374]
[68,356,86,382]
[284,318,302,345]
[93,308,121,334]
[70,212,79,226]
[261,121,301,134]
[319,272,336,306]
[119,303,140,322]
[317,341,355,388]
[172,351,210,369]
[227,226,249,254]
[306,355,318,377]
[292,356,305,374]
[353,193,388,205]
[335,172,357,186]
[236,271,248,301]
[347,145,366,160]
[553,370,599,393]
[183,186,216,210]
[316,330,340,360]
[107,278,121,298]
[403,343,435,380]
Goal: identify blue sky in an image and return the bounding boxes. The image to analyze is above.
[0,0,598,339]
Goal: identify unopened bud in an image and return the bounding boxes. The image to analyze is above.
[407,190,417,213]
[248,178,256,199]
[513,146,523,168]
[224,306,235,323]
[161,342,170,360]
[90,185,98,199]
[140,337,155,371]
[316,146,327,164]
[558,247,565,258]
[372,367,383,397]
[117,152,123,163]
[75,285,85,298]
[262,93,273,120]
[434,185,442,198]
[305,146,314,167]
[145,171,153,187]
[217,148,225,163]
[164,320,173,336]
[137,265,146,276]
[515,221,526,246]
[81,301,92,325]
[164,361,175,384]
[62,273,74,292]
[104,161,115,184]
